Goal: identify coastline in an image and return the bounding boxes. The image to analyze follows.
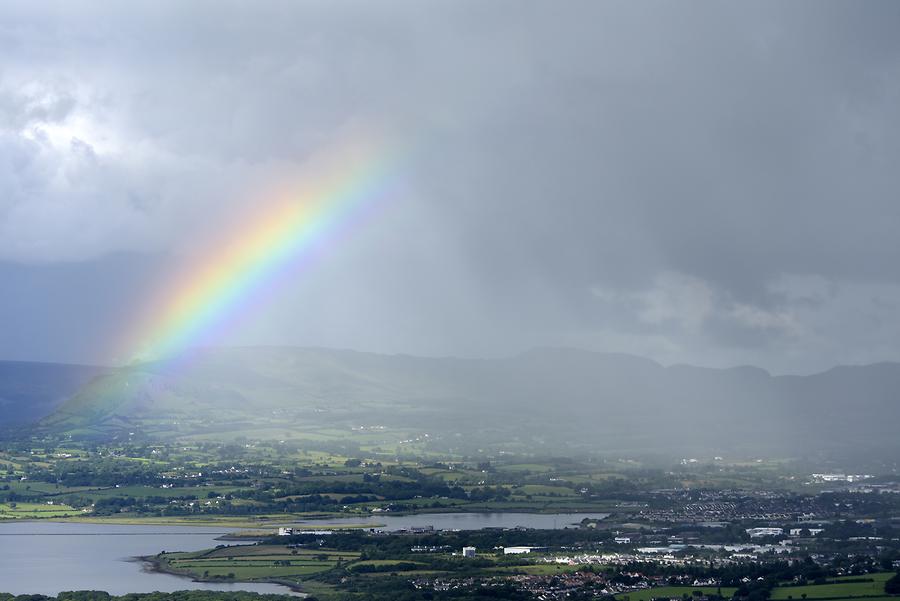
[138,553,308,597]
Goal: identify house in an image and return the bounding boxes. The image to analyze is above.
[789,528,823,536]
[614,536,632,544]
[462,547,476,558]
[277,527,294,536]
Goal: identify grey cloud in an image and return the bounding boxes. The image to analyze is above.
[0,1,899,372]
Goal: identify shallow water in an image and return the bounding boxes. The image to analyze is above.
[0,513,607,595]
[0,521,299,596]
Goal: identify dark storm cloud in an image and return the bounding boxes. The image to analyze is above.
[1,1,899,372]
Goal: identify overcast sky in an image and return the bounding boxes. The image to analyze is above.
[2,1,900,374]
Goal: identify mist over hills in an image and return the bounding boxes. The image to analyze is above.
[0,361,108,425]
[0,347,900,457]
[4,347,898,460]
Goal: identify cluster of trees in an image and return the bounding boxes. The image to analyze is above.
[253,476,470,502]
[607,557,837,586]
[885,572,900,595]
[348,561,421,573]
[467,486,512,502]
[26,459,162,487]
[322,577,535,601]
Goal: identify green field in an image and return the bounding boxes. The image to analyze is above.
[488,563,592,576]
[770,574,894,600]
[0,501,80,519]
[158,544,360,584]
[616,587,737,601]
[809,598,897,601]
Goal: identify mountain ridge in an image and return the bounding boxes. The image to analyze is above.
[4,346,893,460]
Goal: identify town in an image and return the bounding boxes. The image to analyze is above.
[5,436,895,600]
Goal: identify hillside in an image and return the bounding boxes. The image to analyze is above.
[0,361,108,427]
[25,347,900,459]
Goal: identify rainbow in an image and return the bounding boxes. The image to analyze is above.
[119,133,399,364]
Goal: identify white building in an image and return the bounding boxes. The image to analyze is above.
[504,546,533,555]
[789,528,824,537]
[746,527,783,538]
[462,546,476,558]
[277,527,294,536]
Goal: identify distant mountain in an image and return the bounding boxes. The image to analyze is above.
[0,361,108,427]
[17,347,900,458]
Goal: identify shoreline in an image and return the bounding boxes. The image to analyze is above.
[0,508,611,533]
[138,553,308,597]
